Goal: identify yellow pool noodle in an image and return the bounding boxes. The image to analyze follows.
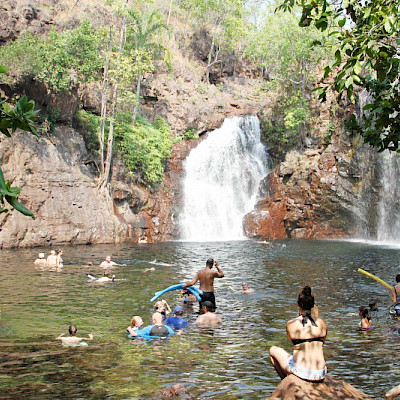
[358,268,392,290]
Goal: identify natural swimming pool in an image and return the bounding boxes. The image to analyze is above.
[1,239,400,399]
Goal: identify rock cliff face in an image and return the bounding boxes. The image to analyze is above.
[0,0,382,247]
[243,139,377,240]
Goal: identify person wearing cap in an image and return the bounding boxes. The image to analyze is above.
[166,306,188,331]
[34,253,47,268]
[195,301,222,328]
[183,258,224,312]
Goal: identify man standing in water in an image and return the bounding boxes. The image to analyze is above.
[183,258,224,312]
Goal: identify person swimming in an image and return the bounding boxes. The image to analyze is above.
[56,325,93,346]
[33,253,46,269]
[358,306,372,331]
[127,316,144,338]
[241,282,254,293]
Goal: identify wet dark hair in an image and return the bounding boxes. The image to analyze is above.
[359,306,371,321]
[206,258,214,267]
[69,325,77,336]
[202,301,214,311]
[369,302,378,311]
[396,274,400,283]
[297,286,314,310]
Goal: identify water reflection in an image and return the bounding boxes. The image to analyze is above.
[0,240,400,398]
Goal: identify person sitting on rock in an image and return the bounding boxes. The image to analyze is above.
[56,325,93,346]
[166,306,188,331]
[138,235,148,243]
[386,384,400,399]
[195,301,222,328]
[33,253,46,269]
[269,286,327,382]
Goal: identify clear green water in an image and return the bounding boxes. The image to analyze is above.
[1,239,400,399]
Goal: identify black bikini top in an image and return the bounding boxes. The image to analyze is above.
[291,336,325,346]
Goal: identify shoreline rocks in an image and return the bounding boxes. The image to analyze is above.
[267,375,373,400]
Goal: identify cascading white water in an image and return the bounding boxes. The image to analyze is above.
[376,151,400,242]
[179,116,271,241]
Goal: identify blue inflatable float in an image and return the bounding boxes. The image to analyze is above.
[150,283,203,302]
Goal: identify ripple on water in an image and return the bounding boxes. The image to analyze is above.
[0,240,400,398]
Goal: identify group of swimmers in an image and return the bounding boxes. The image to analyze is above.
[34,249,63,271]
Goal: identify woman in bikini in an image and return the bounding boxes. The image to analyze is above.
[358,306,372,331]
[269,286,327,382]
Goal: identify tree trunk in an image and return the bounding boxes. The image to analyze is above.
[132,69,142,124]
[100,3,127,189]
[98,27,114,179]
[206,32,216,84]
[167,0,173,25]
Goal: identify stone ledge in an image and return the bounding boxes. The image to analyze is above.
[267,375,372,400]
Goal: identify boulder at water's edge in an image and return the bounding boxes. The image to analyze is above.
[267,375,372,400]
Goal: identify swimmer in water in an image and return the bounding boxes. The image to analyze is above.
[180,289,196,305]
[127,316,144,337]
[241,282,254,293]
[99,255,126,277]
[46,250,59,271]
[358,306,372,331]
[87,274,126,284]
[154,299,171,320]
[195,301,222,328]
[57,325,93,346]
[33,253,46,269]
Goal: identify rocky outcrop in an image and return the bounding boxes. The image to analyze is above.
[243,118,376,240]
[267,375,372,399]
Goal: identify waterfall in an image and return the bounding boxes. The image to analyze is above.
[376,151,400,242]
[179,116,271,242]
[354,148,400,244]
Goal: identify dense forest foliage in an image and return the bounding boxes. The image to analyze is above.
[1,0,399,195]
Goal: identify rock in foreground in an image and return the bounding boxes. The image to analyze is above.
[267,375,372,400]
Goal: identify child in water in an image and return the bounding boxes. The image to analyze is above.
[359,306,372,331]
[127,316,144,338]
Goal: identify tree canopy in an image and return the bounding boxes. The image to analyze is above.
[278,0,400,151]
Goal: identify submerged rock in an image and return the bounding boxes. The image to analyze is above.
[267,375,372,400]
[154,384,190,399]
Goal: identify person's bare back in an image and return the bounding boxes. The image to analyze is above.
[185,259,224,292]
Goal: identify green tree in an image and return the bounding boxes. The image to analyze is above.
[179,0,245,83]
[0,65,37,218]
[278,0,400,151]
[125,9,170,123]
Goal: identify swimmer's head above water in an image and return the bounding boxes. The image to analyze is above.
[68,325,78,336]
[396,274,400,283]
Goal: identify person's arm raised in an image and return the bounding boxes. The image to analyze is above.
[214,261,224,278]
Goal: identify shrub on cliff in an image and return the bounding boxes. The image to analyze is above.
[115,113,175,189]
[76,109,174,189]
[0,20,102,92]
